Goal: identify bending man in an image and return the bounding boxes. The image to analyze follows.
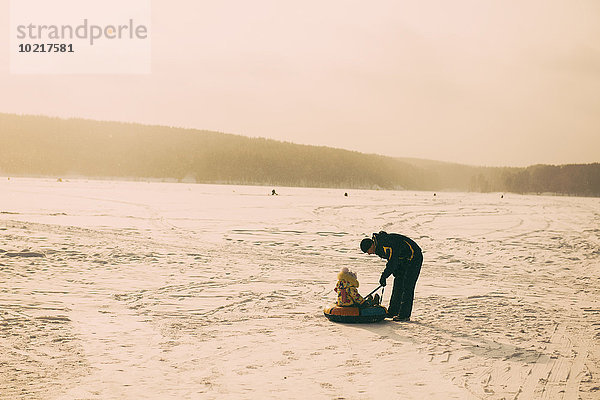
[360,231,423,321]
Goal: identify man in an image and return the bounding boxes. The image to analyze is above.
[360,231,423,321]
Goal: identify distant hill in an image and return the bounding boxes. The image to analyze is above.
[0,113,598,196]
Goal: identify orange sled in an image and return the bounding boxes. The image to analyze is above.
[323,305,387,323]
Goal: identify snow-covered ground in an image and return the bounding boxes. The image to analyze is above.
[1,177,599,399]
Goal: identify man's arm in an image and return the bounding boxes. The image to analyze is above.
[380,256,398,286]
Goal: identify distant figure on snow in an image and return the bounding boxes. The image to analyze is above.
[334,267,379,307]
[271,189,278,196]
[360,231,423,321]
[344,192,348,197]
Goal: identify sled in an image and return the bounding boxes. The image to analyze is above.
[323,305,387,323]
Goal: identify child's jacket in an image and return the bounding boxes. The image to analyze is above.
[335,270,366,306]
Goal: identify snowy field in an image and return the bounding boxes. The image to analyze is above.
[1,177,599,400]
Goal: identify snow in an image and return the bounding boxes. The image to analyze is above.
[1,177,599,399]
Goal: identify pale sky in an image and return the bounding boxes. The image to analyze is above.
[1,0,599,167]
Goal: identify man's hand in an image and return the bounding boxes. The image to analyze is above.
[379,274,387,287]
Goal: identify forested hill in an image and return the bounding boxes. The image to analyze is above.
[1,113,598,196]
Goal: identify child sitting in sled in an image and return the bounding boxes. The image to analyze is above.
[335,267,380,307]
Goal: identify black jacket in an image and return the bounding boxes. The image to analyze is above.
[372,231,422,279]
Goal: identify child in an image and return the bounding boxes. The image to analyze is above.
[335,267,379,307]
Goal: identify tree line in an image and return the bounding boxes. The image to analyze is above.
[1,113,598,196]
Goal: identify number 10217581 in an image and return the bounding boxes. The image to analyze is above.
[18,43,74,53]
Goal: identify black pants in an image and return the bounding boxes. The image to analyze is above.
[387,252,423,318]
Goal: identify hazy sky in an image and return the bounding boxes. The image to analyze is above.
[1,0,599,167]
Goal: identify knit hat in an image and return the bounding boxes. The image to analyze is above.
[360,238,373,253]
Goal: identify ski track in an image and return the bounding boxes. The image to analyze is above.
[0,179,599,399]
